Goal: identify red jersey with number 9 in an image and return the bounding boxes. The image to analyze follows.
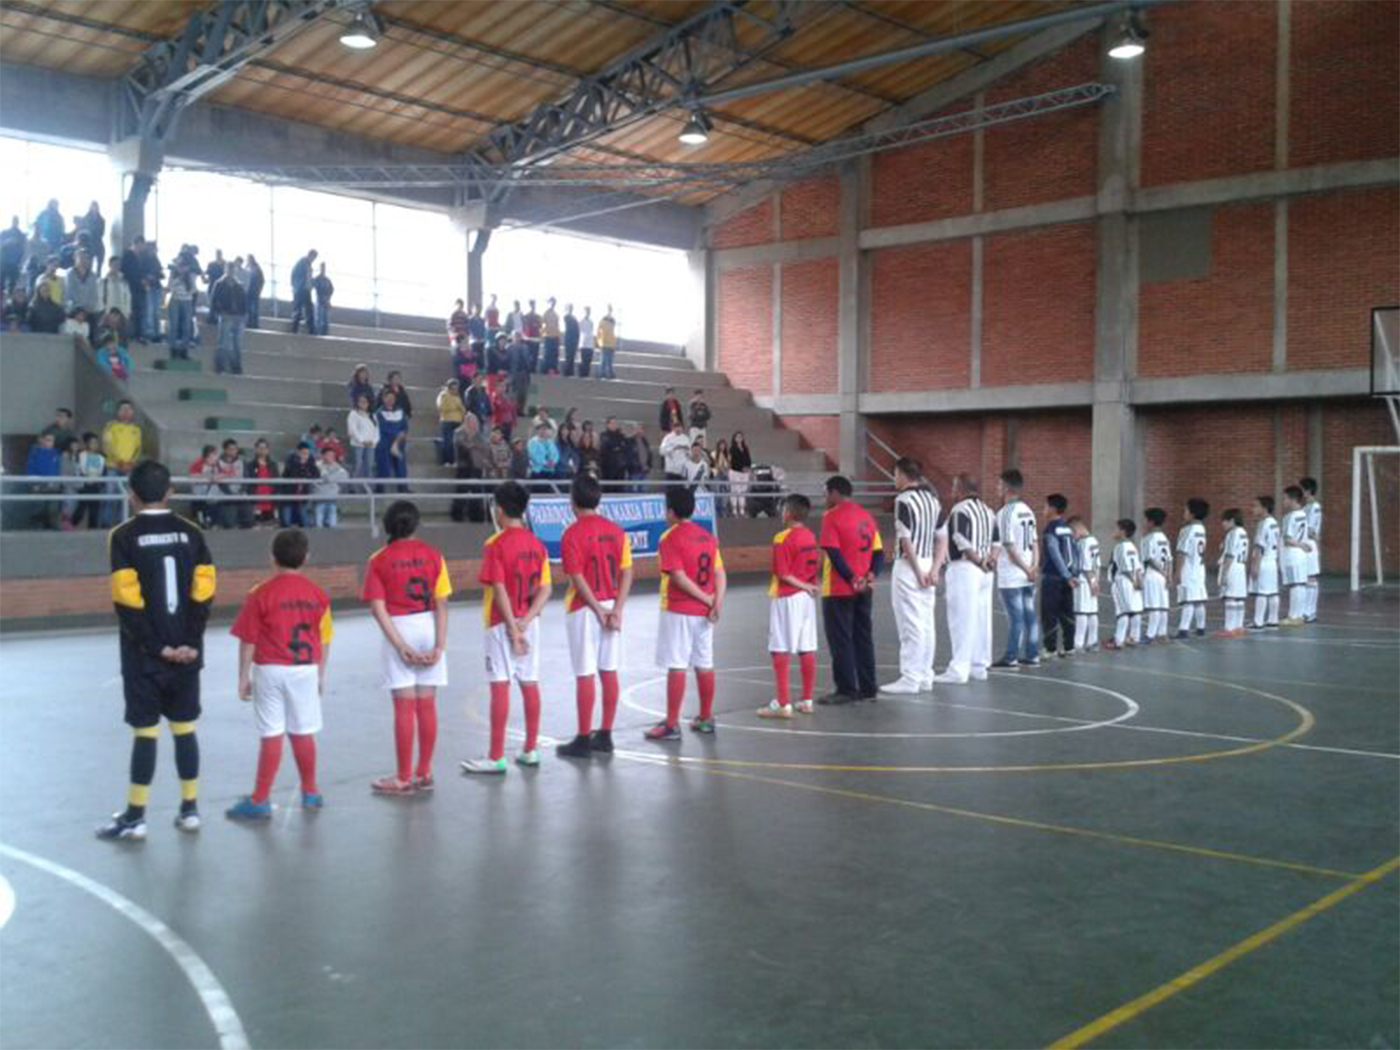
[231,572,333,666]
[362,538,452,616]
[479,526,552,626]
[561,513,633,613]
[659,520,722,616]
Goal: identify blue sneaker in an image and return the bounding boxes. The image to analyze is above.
[644,722,682,742]
[225,796,273,821]
[301,792,324,809]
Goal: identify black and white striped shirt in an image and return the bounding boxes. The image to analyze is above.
[946,497,999,562]
[894,485,941,561]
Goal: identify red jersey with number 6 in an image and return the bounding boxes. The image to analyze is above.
[659,520,722,616]
[561,513,633,613]
[231,572,333,666]
[362,538,453,616]
[480,526,551,627]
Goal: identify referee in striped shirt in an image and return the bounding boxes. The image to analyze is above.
[934,474,998,685]
[880,457,944,694]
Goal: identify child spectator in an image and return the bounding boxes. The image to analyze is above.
[245,439,279,525]
[213,439,247,529]
[375,390,409,492]
[488,426,512,478]
[347,394,379,487]
[281,442,320,527]
[311,447,348,528]
[25,432,62,529]
[437,379,465,466]
[57,436,84,531]
[188,444,219,527]
[490,382,517,441]
[508,437,529,480]
[318,426,345,463]
[688,389,711,445]
[95,332,132,381]
[71,432,106,529]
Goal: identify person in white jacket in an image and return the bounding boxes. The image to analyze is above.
[347,394,379,489]
[659,422,692,480]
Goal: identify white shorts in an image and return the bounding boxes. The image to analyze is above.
[768,592,818,653]
[1112,577,1142,617]
[1305,545,1320,578]
[1281,551,1308,586]
[381,611,448,691]
[1143,568,1169,611]
[1220,563,1248,600]
[566,602,620,678]
[1073,577,1099,615]
[252,664,322,737]
[1251,558,1278,596]
[655,611,713,670]
[1177,568,1208,604]
[485,619,541,683]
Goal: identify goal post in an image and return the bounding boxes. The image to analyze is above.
[1350,445,1399,590]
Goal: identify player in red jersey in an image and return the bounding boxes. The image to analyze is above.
[759,495,822,719]
[462,481,552,774]
[557,474,633,759]
[645,485,726,740]
[819,475,884,704]
[362,501,452,795]
[226,529,333,819]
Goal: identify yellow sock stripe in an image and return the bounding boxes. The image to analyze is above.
[128,783,151,806]
[168,721,196,735]
[180,780,199,802]
[133,725,160,739]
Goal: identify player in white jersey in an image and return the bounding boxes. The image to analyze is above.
[1280,485,1310,625]
[1174,497,1210,638]
[1215,509,1250,637]
[1248,495,1280,630]
[1140,507,1173,643]
[1300,477,1322,622]
[1106,519,1144,649]
[992,469,1041,669]
[1069,517,1100,652]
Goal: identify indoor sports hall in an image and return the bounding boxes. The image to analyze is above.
[0,2,1396,1049]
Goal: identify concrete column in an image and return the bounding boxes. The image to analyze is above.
[108,137,164,249]
[837,159,864,477]
[685,248,709,370]
[467,229,490,310]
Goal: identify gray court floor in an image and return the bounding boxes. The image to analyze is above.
[0,581,1396,1049]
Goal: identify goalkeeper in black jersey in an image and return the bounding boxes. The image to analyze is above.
[97,460,216,841]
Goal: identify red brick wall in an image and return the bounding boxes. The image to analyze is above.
[1290,0,1400,168]
[1138,202,1275,377]
[716,265,773,396]
[711,199,774,250]
[983,36,1099,211]
[981,223,1096,386]
[869,107,974,228]
[780,176,840,240]
[1288,186,1400,371]
[1319,401,1399,572]
[780,257,840,394]
[1141,1,1276,187]
[867,414,989,498]
[868,240,972,392]
[1013,411,1094,524]
[776,414,838,468]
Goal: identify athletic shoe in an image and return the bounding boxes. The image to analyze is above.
[858,691,879,701]
[878,678,923,694]
[795,700,814,714]
[515,749,541,768]
[302,792,325,809]
[1194,628,1206,637]
[758,700,793,719]
[173,808,201,833]
[412,776,434,793]
[371,775,417,794]
[1174,629,1190,639]
[588,729,615,753]
[1212,629,1236,638]
[1018,658,1042,669]
[1248,624,1266,632]
[932,671,968,685]
[95,813,147,841]
[1303,615,1317,624]
[225,796,273,821]
[689,717,716,734]
[1280,617,1305,627]
[644,722,682,741]
[991,658,1019,670]
[1102,640,1121,651]
[556,735,593,759]
[969,669,989,681]
[817,692,857,706]
[1058,649,1075,659]
[460,757,508,775]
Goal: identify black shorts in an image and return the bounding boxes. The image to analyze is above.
[123,668,201,729]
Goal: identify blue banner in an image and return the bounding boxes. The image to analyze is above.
[526,492,717,560]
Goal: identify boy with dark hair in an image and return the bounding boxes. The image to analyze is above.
[760,494,821,719]
[1216,509,1249,638]
[1069,517,1100,653]
[1175,497,1210,638]
[1141,508,1173,643]
[226,529,333,819]
[97,460,216,840]
[1040,493,1076,657]
[1300,476,1322,622]
[557,474,633,759]
[1280,485,1310,626]
[1105,519,1143,650]
[1248,495,1280,630]
[646,485,726,739]
[462,481,552,773]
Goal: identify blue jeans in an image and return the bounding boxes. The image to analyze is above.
[168,299,194,356]
[279,502,306,527]
[599,347,616,379]
[143,287,162,340]
[315,301,330,335]
[351,445,375,488]
[312,502,337,528]
[1000,585,1040,662]
[216,315,245,373]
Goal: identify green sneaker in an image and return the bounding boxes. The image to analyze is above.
[515,749,541,768]
[460,757,507,775]
[689,718,716,735]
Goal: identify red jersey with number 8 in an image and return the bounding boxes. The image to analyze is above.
[231,572,333,666]
[659,520,722,616]
[480,526,551,626]
[362,538,453,616]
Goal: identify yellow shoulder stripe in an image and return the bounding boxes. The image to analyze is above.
[434,560,453,598]
[191,563,216,602]
[773,528,790,545]
[319,608,334,643]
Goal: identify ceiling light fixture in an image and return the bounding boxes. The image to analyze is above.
[1108,14,1146,59]
[678,111,712,145]
[339,11,380,50]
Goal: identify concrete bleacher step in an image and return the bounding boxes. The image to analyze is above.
[204,416,257,431]
[178,388,227,402]
[153,358,203,372]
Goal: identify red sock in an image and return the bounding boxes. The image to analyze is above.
[599,670,620,731]
[415,694,438,778]
[489,681,510,761]
[697,669,716,721]
[392,694,416,782]
[665,669,686,728]
[771,653,791,706]
[575,676,596,736]
[252,736,283,804]
[799,652,817,702]
[288,733,317,794]
[521,682,542,753]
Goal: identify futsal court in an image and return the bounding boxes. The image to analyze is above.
[1,581,1395,1050]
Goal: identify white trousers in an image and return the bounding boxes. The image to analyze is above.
[891,558,937,685]
[944,561,993,680]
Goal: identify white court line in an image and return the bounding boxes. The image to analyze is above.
[1245,636,1397,650]
[0,873,14,929]
[0,843,250,1050]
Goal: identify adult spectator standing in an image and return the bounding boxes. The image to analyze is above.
[64,249,99,320]
[711,439,732,516]
[447,298,469,346]
[819,475,883,704]
[347,394,379,487]
[562,303,581,377]
[578,305,596,378]
[100,400,142,526]
[203,250,226,327]
[490,382,517,441]
[728,430,753,513]
[626,423,652,491]
[485,294,500,340]
[935,475,998,685]
[375,389,409,492]
[688,389,711,445]
[659,387,685,433]
[213,439,249,528]
[1,217,26,296]
[436,379,465,465]
[465,373,492,433]
[212,261,248,375]
[1040,493,1077,657]
[880,458,943,694]
[29,258,65,333]
[100,256,131,319]
[139,239,163,343]
[507,332,531,413]
[41,408,76,451]
[681,444,711,490]
[660,422,691,481]
[34,199,64,256]
[312,262,334,335]
[245,439,279,524]
[380,371,413,420]
[76,202,106,269]
[166,256,197,360]
[599,417,629,485]
[541,297,561,374]
[290,249,317,334]
[993,469,1041,669]
[522,299,542,373]
[244,254,264,328]
[120,237,146,342]
[506,299,524,339]
[467,303,486,367]
[348,364,375,410]
[451,414,491,523]
[596,305,618,380]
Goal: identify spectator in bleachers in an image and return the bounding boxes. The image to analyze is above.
[348,364,374,409]
[487,424,511,479]
[578,428,601,478]
[76,202,106,268]
[625,423,652,492]
[0,217,24,296]
[487,332,510,375]
[451,338,475,388]
[380,371,413,419]
[485,293,500,338]
[100,256,130,319]
[312,262,334,335]
[57,436,85,530]
[529,406,555,436]
[95,331,132,381]
[661,421,691,481]
[507,333,531,410]
[290,249,318,334]
[3,287,28,331]
[301,424,324,449]
[556,424,580,479]
[119,237,146,341]
[528,423,560,480]
[138,240,163,343]
[467,302,486,360]
[61,308,92,353]
[348,393,379,485]
[64,249,99,316]
[318,426,345,462]
[24,431,62,529]
[505,298,523,337]
[100,400,142,524]
[523,299,542,372]
[437,379,465,465]
[688,389,711,445]
[682,443,711,490]
[596,305,617,380]
[599,416,628,484]
[244,254,264,329]
[41,408,75,451]
[490,381,517,441]
[577,305,595,378]
[97,306,128,347]
[212,260,248,375]
[542,297,561,374]
[375,389,409,492]
[203,249,225,326]
[508,437,529,480]
[166,256,197,360]
[188,444,219,527]
[562,303,580,377]
[659,387,685,433]
[728,430,753,512]
[30,256,65,332]
[33,199,64,256]
[245,438,280,524]
[451,414,492,523]
[213,438,248,529]
[281,442,320,527]
[67,432,106,529]
[311,446,348,528]
[712,438,733,516]
[447,298,469,345]
[465,372,492,432]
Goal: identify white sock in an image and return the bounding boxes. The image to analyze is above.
[1114,616,1129,646]
[1267,595,1279,625]
[1253,596,1266,626]
[1130,614,1142,643]
[1307,583,1319,618]
[1194,604,1206,631]
[1289,586,1304,619]
[1178,605,1193,633]
[1075,614,1092,650]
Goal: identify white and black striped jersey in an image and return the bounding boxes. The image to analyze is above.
[1222,525,1249,564]
[994,499,1039,588]
[1077,535,1100,583]
[1143,530,1172,575]
[1176,521,1207,572]
[894,485,941,562]
[1110,539,1141,581]
[1305,501,1323,541]
[1253,516,1280,561]
[1282,508,1309,551]
[946,497,999,563]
